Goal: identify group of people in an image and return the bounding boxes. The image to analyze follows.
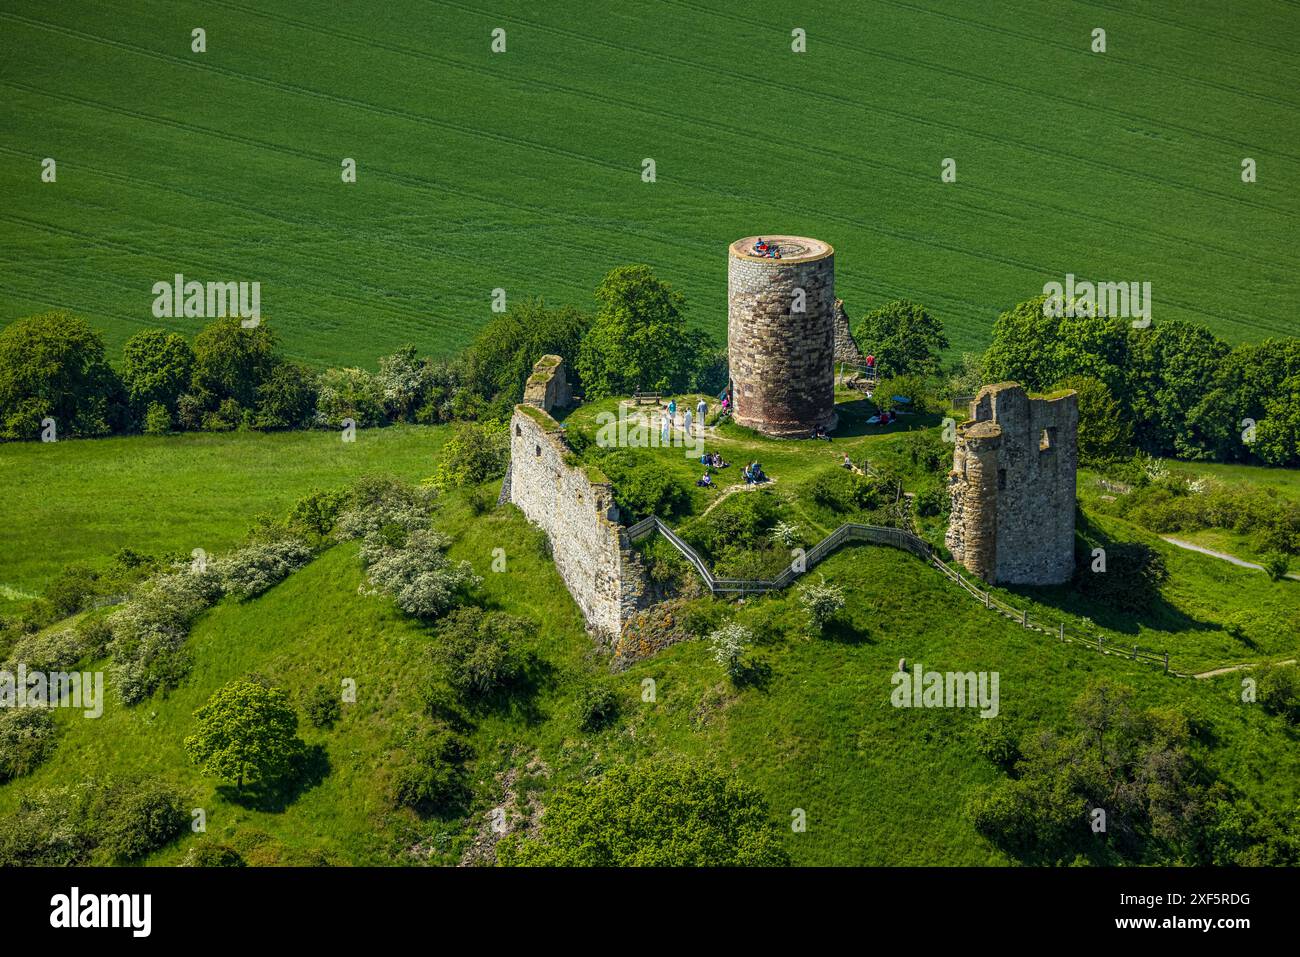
[811,425,832,442]
[751,237,782,259]
[696,450,731,487]
[867,409,898,426]
[743,460,769,484]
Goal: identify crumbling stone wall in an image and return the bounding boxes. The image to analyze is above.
[832,298,864,367]
[522,354,572,413]
[506,405,649,638]
[727,236,837,437]
[946,382,1078,585]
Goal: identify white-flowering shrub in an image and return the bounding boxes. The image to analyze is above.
[360,527,481,621]
[769,521,801,549]
[798,575,846,630]
[0,707,57,783]
[212,539,313,600]
[108,569,221,705]
[334,477,435,542]
[707,622,751,679]
[3,627,89,673]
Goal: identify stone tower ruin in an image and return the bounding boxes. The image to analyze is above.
[946,382,1078,585]
[727,236,837,437]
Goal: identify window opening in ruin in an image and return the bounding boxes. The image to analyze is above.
[535,444,541,457]
[515,424,521,437]
[998,468,1006,490]
[1039,427,1056,453]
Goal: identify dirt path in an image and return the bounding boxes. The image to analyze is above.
[1161,537,1300,581]
[1192,659,1297,679]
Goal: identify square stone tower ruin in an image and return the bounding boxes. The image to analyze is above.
[945,382,1078,585]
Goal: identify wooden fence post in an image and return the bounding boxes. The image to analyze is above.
[1098,635,1104,653]
[985,591,991,609]
[1132,645,1138,660]
[1059,622,1065,642]
[1163,652,1169,674]
[1022,608,1028,628]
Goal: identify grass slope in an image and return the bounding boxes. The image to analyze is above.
[2,0,1297,366]
[5,482,1297,866]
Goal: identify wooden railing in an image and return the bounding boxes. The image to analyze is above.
[627,515,1173,673]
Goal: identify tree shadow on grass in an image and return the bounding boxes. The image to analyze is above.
[831,398,946,439]
[820,617,875,645]
[734,657,773,691]
[218,744,331,813]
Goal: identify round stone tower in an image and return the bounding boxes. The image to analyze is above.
[727,236,837,437]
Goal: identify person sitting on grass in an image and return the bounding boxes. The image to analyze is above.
[711,452,729,468]
[697,472,715,488]
[842,453,853,469]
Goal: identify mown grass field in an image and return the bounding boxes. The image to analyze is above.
[0,425,446,611]
[3,0,1297,368]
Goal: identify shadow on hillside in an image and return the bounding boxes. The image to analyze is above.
[1002,513,1219,641]
[831,398,946,439]
[219,743,330,813]
[820,617,875,645]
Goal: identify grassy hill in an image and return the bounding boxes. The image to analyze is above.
[2,419,1297,865]
[3,487,1296,866]
[3,0,1297,367]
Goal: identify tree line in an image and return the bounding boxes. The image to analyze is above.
[1,271,1296,467]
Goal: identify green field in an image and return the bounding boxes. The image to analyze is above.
[3,0,1298,369]
[0,425,445,609]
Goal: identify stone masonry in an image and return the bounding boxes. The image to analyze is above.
[946,382,1078,585]
[506,404,650,638]
[727,236,837,437]
[832,298,865,367]
[522,354,572,413]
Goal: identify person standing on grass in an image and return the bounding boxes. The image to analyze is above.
[697,398,707,428]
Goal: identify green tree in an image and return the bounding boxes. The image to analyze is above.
[121,329,195,420]
[463,299,591,405]
[143,401,172,435]
[1253,375,1300,467]
[0,310,122,439]
[254,361,317,430]
[314,366,385,428]
[852,299,949,379]
[184,679,304,789]
[1126,319,1230,457]
[433,421,507,491]
[1052,375,1132,464]
[190,316,280,412]
[576,264,713,397]
[499,761,790,866]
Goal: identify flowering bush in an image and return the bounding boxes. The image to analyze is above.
[212,539,313,600]
[108,569,221,704]
[798,576,846,631]
[707,622,750,680]
[360,527,481,621]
